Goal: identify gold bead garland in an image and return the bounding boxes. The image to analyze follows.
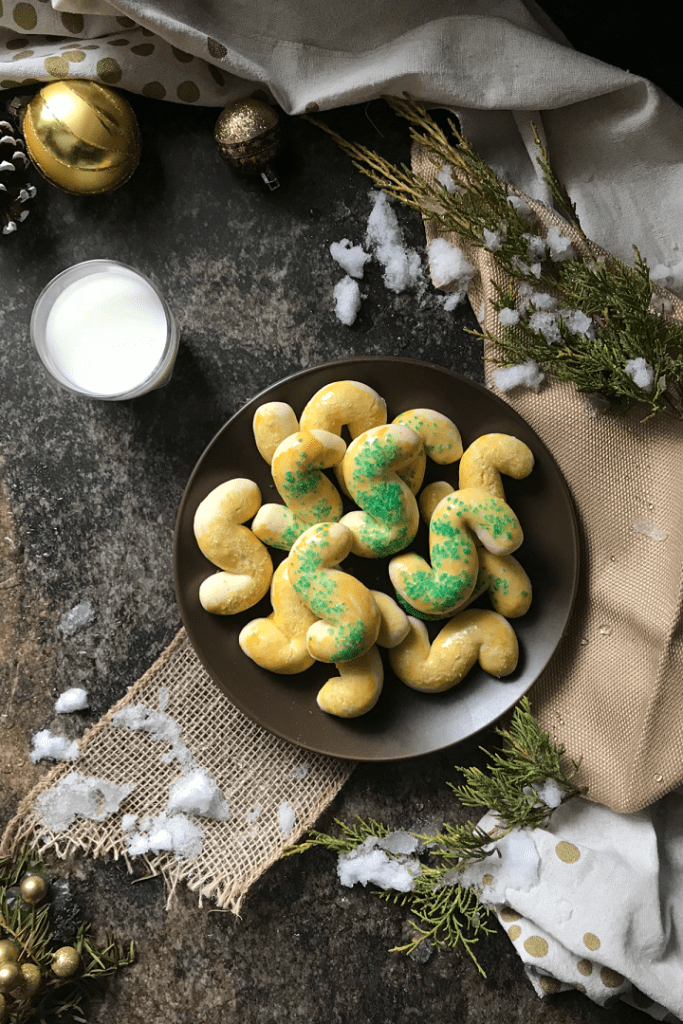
[21,80,141,195]
[0,963,19,994]
[0,941,18,964]
[19,874,48,905]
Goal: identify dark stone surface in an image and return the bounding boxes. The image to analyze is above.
[1,12,675,1018]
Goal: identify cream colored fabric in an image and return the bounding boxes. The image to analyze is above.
[3,1,683,266]
[414,143,683,814]
[0,630,353,912]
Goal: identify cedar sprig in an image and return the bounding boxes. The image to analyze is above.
[306,95,683,417]
[283,698,583,976]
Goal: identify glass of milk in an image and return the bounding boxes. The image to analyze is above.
[31,260,179,399]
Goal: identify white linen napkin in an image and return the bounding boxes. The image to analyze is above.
[461,795,683,1020]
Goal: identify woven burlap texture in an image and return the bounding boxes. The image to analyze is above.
[0,630,353,912]
[414,142,683,814]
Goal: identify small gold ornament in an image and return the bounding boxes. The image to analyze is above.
[0,940,18,964]
[22,80,141,195]
[214,96,283,190]
[16,963,43,1001]
[19,873,48,905]
[51,945,80,978]
[0,962,20,994]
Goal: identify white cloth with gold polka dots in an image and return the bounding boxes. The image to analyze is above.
[465,794,683,1022]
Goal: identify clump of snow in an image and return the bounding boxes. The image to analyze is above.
[112,704,192,768]
[458,826,540,906]
[546,225,574,262]
[333,275,362,326]
[650,258,683,296]
[529,310,562,344]
[291,763,309,780]
[30,730,79,763]
[121,813,138,832]
[633,518,667,541]
[528,291,557,311]
[166,768,230,821]
[59,600,95,636]
[157,686,170,712]
[443,292,466,311]
[524,232,547,262]
[624,357,654,392]
[337,832,421,892]
[125,811,204,861]
[523,779,565,809]
[436,164,457,192]
[329,238,370,279]
[482,228,502,252]
[491,360,545,394]
[498,307,520,327]
[35,772,134,832]
[365,190,423,293]
[278,801,296,837]
[559,309,593,336]
[249,806,262,823]
[55,687,89,714]
[427,238,475,298]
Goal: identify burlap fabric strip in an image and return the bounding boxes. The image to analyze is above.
[0,630,353,912]
[413,142,683,814]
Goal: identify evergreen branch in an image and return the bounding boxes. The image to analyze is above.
[282,816,391,856]
[304,95,683,417]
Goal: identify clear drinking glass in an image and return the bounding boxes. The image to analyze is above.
[30,259,179,400]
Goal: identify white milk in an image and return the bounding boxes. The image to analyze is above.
[44,268,169,396]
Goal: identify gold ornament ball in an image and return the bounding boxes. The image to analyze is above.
[20,874,48,905]
[0,962,20,994]
[16,963,43,1001]
[51,946,80,978]
[22,80,141,195]
[0,940,18,964]
[214,96,283,187]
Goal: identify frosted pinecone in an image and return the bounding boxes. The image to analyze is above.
[1,117,37,236]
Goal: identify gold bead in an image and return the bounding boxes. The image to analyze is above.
[16,963,43,1001]
[19,874,48,905]
[22,80,141,195]
[51,946,80,978]
[0,962,20,994]
[0,992,6,1021]
[214,96,283,188]
[0,940,18,964]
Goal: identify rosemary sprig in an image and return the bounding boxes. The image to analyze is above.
[306,95,683,417]
[283,698,583,977]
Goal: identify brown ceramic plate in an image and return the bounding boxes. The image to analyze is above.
[174,357,579,761]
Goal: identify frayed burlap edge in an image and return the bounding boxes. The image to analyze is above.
[0,630,354,914]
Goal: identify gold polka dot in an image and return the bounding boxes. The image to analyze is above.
[131,44,155,57]
[62,50,86,62]
[5,36,30,49]
[109,38,130,46]
[555,841,580,863]
[600,967,624,989]
[574,984,586,994]
[208,64,225,87]
[481,873,493,886]
[80,45,100,50]
[499,907,521,923]
[0,79,23,88]
[631,988,653,1008]
[116,15,136,27]
[577,959,593,976]
[177,80,200,103]
[0,1,4,17]
[305,101,320,113]
[142,81,166,100]
[13,3,37,30]
[172,46,194,63]
[524,936,549,958]
[60,11,83,33]
[141,27,155,36]
[539,976,562,994]
[207,37,227,59]
[12,49,33,59]
[97,57,122,84]
[583,932,600,951]
[44,56,70,77]
[507,925,521,941]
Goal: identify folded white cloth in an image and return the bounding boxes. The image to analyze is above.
[462,794,683,1020]
[3,0,683,272]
